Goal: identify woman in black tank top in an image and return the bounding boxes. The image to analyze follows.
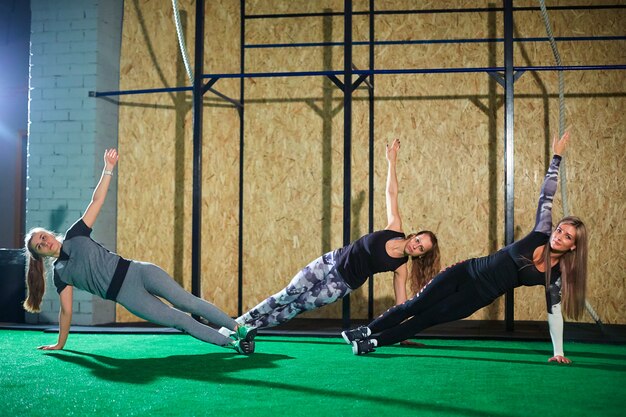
[234,139,441,332]
[344,132,588,364]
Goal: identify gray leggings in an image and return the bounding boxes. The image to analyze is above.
[116,261,236,346]
[237,251,352,329]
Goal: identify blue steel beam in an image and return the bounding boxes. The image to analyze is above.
[91,65,626,97]
[191,0,205,299]
[244,4,626,19]
[245,35,626,49]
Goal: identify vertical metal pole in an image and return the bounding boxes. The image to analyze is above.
[367,0,375,321]
[341,0,353,329]
[238,0,246,316]
[503,0,515,331]
[191,0,205,298]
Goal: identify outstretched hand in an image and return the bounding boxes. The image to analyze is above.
[104,148,119,169]
[548,355,572,364]
[386,138,401,163]
[552,131,570,156]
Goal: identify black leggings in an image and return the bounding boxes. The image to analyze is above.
[369,260,493,346]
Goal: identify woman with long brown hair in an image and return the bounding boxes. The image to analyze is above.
[234,139,441,331]
[24,149,256,354]
[344,131,588,364]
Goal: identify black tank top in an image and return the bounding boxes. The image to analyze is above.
[468,231,560,302]
[334,230,409,289]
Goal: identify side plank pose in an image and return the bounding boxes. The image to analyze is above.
[235,139,441,331]
[24,149,256,355]
[343,132,587,364]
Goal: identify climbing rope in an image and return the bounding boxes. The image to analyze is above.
[172,0,194,84]
[537,0,604,328]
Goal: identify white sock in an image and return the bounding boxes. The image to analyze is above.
[218,326,235,337]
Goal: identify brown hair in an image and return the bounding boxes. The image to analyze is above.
[407,230,441,295]
[543,216,588,320]
[23,228,54,313]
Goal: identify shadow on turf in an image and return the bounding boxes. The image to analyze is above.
[44,350,295,384]
[43,349,513,417]
[391,343,626,362]
[367,350,626,372]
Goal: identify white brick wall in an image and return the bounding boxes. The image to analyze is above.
[27,0,123,325]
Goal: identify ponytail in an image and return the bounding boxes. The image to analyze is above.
[24,255,46,313]
[23,228,51,313]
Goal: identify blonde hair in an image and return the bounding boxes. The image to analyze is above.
[544,216,588,320]
[406,231,441,295]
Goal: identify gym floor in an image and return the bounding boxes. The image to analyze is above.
[2,320,625,417]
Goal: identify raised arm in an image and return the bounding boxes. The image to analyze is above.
[534,132,570,234]
[385,139,403,232]
[38,286,73,350]
[82,149,119,228]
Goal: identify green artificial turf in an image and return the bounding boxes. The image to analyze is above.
[2,330,625,417]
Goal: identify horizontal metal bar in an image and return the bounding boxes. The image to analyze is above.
[355,64,626,75]
[243,4,626,20]
[202,70,345,79]
[90,65,626,97]
[245,35,626,49]
[90,86,192,97]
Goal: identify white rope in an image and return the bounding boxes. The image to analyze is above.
[538,0,603,327]
[172,0,194,84]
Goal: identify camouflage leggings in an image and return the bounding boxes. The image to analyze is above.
[236,251,352,329]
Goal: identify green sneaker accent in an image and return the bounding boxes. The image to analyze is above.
[236,326,257,342]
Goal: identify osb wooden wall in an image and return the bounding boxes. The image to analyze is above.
[116,0,625,325]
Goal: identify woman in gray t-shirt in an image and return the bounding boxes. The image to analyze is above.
[24,149,255,355]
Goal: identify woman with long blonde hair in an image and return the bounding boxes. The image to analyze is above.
[344,132,588,364]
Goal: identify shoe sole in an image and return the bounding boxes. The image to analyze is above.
[243,340,255,355]
[351,341,360,355]
[243,328,257,342]
[341,331,352,345]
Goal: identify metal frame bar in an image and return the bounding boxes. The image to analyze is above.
[341,0,353,330]
[91,65,626,97]
[92,65,624,98]
[245,36,626,49]
[503,0,515,331]
[237,0,246,316]
[244,4,626,19]
[191,0,205,299]
[367,0,375,321]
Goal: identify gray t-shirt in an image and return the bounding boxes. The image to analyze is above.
[53,219,122,299]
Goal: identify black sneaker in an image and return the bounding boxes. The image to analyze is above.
[341,326,371,344]
[233,340,255,355]
[352,339,376,355]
